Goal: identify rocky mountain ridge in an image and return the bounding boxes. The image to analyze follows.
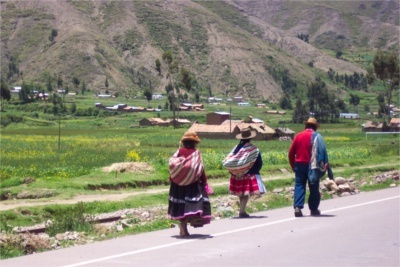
[1,0,398,101]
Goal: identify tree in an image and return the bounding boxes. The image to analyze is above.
[46,76,53,92]
[0,77,11,111]
[105,77,109,89]
[19,81,32,104]
[72,77,80,90]
[155,59,161,76]
[376,93,388,117]
[335,98,346,111]
[373,50,399,121]
[81,80,86,95]
[180,67,192,92]
[292,99,308,123]
[327,68,335,81]
[57,75,63,88]
[162,51,179,128]
[281,69,297,95]
[349,93,360,113]
[70,103,76,114]
[143,88,152,107]
[49,28,58,42]
[279,95,292,110]
[306,77,334,122]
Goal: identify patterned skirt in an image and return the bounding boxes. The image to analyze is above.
[229,173,260,196]
[168,181,212,227]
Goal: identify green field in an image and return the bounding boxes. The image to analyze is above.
[0,94,399,259]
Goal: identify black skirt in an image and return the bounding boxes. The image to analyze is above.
[168,181,212,226]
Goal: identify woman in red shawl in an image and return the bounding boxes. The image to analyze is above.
[168,131,213,237]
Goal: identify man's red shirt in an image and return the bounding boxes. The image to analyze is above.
[288,129,314,170]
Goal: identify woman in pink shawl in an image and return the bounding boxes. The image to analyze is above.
[168,131,213,237]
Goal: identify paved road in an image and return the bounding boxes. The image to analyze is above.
[2,187,399,267]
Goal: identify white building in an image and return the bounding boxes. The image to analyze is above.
[152,94,163,100]
[238,102,251,107]
[340,113,359,119]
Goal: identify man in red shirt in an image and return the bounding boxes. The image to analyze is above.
[288,118,333,217]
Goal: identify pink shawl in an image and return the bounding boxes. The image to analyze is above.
[169,149,204,186]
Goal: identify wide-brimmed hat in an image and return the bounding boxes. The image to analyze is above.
[181,131,201,143]
[236,127,257,140]
[304,117,319,128]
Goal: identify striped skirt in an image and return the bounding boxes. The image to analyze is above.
[229,173,260,196]
[168,181,212,227]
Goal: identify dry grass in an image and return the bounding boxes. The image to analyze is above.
[101,162,154,174]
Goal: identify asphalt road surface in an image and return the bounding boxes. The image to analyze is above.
[2,187,399,267]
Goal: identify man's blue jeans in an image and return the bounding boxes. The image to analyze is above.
[293,163,320,210]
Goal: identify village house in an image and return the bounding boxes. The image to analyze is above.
[178,103,204,111]
[179,103,192,111]
[139,118,169,127]
[362,121,384,132]
[98,94,112,98]
[99,103,146,112]
[208,97,223,103]
[238,102,251,107]
[233,96,243,102]
[240,123,275,141]
[243,116,263,123]
[389,118,400,132]
[206,111,230,125]
[167,118,192,127]
[340,113,359,119]
[11,86,21,93]
[188,122,235,140]
[152,94,163,100]
[192,104,204,111]
[188,119,276,140]
[275,127,295,140]
[266,110,286,115]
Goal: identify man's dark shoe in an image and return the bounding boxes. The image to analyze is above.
[294,207,303,217]
[310,209,321,216]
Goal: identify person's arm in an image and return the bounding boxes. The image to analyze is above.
[250,153,263,174]
[288,141,296,170]
[327,165,334,180]
[200,170,207,184]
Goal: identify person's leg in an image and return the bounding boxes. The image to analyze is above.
[179,218,189,237]
[308,179,321,213]
[293,163,308,210]
[239,195,249,217]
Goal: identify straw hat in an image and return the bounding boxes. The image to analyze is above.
[236,127,257,140]
[181,131,201,143]
[304,117,319,128]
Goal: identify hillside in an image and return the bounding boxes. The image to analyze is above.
[0,0,398,102]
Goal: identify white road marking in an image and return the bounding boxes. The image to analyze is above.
[63,195,399,267]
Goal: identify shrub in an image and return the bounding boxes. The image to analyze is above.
[46,202,94,236]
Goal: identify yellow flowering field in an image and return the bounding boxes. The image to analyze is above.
[0,128,376,184]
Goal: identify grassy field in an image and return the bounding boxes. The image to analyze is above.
[0,94,399,259]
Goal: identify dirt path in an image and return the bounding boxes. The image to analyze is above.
[1,163,397,211]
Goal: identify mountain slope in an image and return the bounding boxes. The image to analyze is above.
[0,0,398,102]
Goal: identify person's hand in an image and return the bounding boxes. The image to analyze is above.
[328,169,334,180]
[205,184,214,195]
